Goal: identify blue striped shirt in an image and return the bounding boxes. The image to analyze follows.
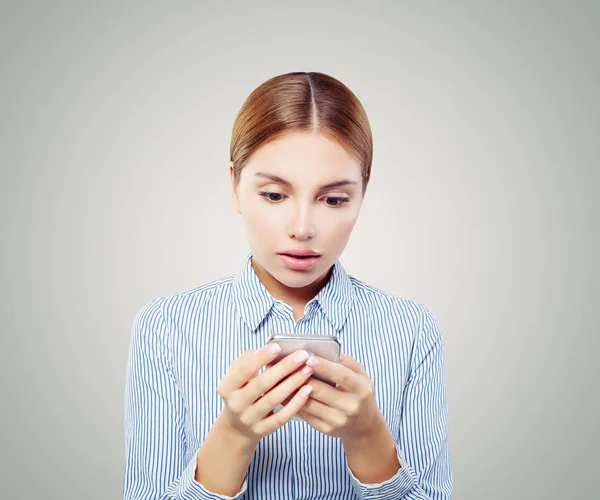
[123,252,452,499]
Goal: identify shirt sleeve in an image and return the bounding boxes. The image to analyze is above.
[346,304,453,499]
[123,297,249,500]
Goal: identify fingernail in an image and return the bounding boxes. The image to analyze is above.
[268,343,281,354]
[301,365,313,375]
[299,385,313,397]
[294,350,309,363]
[306,356,320,368]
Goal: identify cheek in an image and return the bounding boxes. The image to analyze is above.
[242,199,285,232]
[320,209,359,235]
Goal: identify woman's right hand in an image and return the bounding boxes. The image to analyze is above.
[217,343,314,442]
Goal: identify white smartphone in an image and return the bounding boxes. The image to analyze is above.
[266,333,341,386]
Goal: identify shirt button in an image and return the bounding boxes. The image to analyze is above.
[275,301,286,311]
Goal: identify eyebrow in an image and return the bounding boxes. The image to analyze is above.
[254,172,358,190]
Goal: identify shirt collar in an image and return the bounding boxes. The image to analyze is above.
[231,252,355,333]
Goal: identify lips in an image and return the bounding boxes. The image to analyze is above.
[278,249,321,258]
[280,254,316,259]
[277,252,321,270]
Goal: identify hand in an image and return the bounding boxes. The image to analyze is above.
[294,354,384,442]
[217,344,315,442]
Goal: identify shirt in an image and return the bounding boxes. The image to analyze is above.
[123,252,452,499]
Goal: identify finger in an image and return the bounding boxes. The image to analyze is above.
[308,356,364,393]
[254,384,314,435]
[339,354,368,376]
[242,349,312,404]
[305,377,355,410]
[244,363,314,422]
[302,397,346,426]
[241,370,259,388]
[281,393,295,406]
[281,382,303,406]
[296,408,330,434]
[219,343,283,394]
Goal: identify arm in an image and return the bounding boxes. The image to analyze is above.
[346,304,453,499]
[342,415,402,482]
[123,298,251,499]
[195,411,257,496]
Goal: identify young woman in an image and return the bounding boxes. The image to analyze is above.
[123,71,452,499]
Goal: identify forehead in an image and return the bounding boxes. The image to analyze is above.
[243,132,362,183]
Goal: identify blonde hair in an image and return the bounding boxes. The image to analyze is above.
[230,72,373,195]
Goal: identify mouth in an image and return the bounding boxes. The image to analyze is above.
[278,249,321,258]
[279,253,319,259]
[277,252,321,270]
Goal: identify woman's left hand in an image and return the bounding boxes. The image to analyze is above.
[294,354,385,442]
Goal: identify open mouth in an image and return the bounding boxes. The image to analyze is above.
[278,253,320,270]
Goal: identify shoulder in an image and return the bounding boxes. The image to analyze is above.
[348,274,441,339]
[132,274,234,335]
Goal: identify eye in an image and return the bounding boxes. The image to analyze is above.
[258,191,350,207]
[258,191,286,203]
[323,196,350,207]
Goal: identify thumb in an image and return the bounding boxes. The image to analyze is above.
[339,353,368,376]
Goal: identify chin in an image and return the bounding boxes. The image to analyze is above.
[277,263,330,286]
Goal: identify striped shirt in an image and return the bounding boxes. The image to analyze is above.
[123,252,452,499]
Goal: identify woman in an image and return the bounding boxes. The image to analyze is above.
[123,71,452,499]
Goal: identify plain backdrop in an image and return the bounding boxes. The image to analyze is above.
[1,1,598,499]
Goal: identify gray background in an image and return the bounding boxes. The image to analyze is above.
[1,1,598,498]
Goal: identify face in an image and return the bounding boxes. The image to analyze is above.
[230,131,364,299]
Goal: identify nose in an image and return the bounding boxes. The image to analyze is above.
[287,201,316,240]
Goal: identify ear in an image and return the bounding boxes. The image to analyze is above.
[230,161,241,214]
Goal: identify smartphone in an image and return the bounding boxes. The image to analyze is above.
[266,333,341,422]
[266,333,341,386]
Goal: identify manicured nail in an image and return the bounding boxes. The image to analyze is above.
[294,350,309,363]
[268,343,281,354]
[306,356,320,368]
[300,385,313,397]
[301,365,313,375]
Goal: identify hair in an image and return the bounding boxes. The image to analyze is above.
[229,71,373,196]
